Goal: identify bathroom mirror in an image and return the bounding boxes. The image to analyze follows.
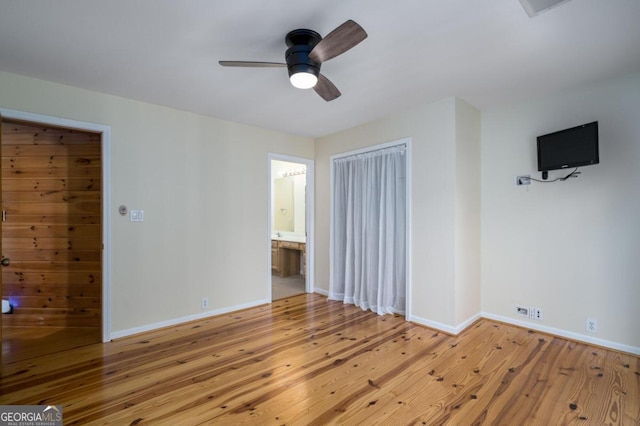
[274,176,295,232]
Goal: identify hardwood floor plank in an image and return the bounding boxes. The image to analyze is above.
[1,294,638,425]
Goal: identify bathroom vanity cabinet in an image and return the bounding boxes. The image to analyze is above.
[271,240,306,277]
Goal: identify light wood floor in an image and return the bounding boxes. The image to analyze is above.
[2,294,638,425]
[2,326,101,364]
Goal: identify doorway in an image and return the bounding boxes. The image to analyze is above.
[268,154,314,301]
[1,110,111,364]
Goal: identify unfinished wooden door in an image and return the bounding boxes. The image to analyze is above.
[1,120,102,343]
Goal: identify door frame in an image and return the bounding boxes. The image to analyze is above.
[329,138,412,319]
[0,108,112,342]
[267,153,315,299]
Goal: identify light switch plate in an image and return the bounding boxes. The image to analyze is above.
[130,209,144,222]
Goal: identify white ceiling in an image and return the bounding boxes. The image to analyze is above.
[1,0,639,138]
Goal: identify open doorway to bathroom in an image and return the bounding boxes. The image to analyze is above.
[268,154,314,301]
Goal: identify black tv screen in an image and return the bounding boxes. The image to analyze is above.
[537,121,599,172]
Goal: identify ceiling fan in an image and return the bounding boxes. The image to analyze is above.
[219,20,367,101]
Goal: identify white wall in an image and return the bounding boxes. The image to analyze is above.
[455,99,481,325]
[316,97,481,330]
[6,67,634,353]
[0,71,314,336]
[481,73,640,351]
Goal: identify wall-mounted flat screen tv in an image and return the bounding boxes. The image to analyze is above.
[537,121,599,173]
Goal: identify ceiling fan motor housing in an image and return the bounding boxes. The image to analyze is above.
[285,29,322,79]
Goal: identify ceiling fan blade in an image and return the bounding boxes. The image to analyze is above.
[219,61,286,68]
[314,74,341,101]
[309,20,367,64]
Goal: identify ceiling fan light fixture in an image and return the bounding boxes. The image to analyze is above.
[290,71,318,89]
[219,20,367,101]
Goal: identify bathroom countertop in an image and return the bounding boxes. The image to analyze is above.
[271,235,306,243]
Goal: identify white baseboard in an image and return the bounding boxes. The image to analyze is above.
[314,288,329,296]
[482,312,640,356]
[109,299,270,340]
[408,311,639,355]
[408,312,482,335]
[110,296,640,356]
[456,313,483,334]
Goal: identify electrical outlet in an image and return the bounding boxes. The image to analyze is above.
[515,305,529,317]
[586,318,598,333]
[521,306,544,321]
[534,308,543,321]
[201,297,208,309]
[515,175,531,186]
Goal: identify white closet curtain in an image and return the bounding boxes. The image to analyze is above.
[330,144,406,315]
